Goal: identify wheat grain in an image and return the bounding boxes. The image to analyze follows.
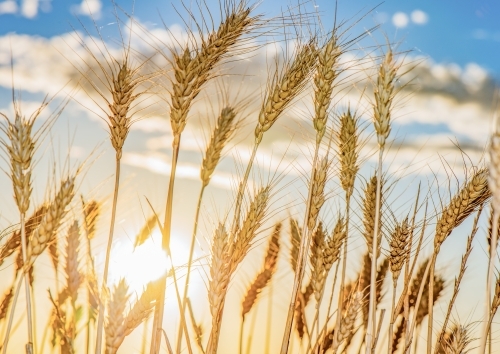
[201,106,238,187]
[105,279,129,354]
[310,222,327,302]
[324,217,346,270]
[435,168,490,250]
[314,34,342,142]
[254,40,317,144]
[26,176,75,264]
[82,199,100,241]
[231,186,270,268]
[389,217,410,285]
[308,156,329,230]
[0,205,46,266]
[332,292,363,352]
[362,176,383,257]
[241,222,281,319]
[64,221,82,302]
[0,286,13,321]
[373,49,397,149]
[337,109,359,198]
[289,218,301,273]
[170,4,255,140]
[121,281,160,338]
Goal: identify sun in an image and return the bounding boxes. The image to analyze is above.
[108,230,170,293]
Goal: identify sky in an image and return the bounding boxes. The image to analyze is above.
[0,0,499,353]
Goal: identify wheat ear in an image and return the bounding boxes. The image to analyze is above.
[331,292,363,353]
[431,167,490,353]
[155,4,257,350]
[239,223,281,354]
[0,205,46,266]
[254,40,317,144]
[441,325,472,354]
[241,222,281,320]
[314,33,342,143]
[65,221,82,303]
[104,280,129,354]
[207,186,270,354]
[1,102,43,354]
[207,224,231,354]
[388,217,410,353]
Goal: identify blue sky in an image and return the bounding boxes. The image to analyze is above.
[1,0,499,76]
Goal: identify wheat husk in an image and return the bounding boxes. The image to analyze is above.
[373,49,397,149]
[254,40,318,144]
[26,176,76,264]
[201,106,237,187]
[337,109,359,198]
[435,168,490,250]
[105,279,129,354]
[241,222,281,319]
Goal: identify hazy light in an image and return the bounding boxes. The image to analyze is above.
[110,235,169,294]
[411,10,429,25]
[392,12,409,28]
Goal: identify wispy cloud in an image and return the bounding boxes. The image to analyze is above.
[72,0,102,19]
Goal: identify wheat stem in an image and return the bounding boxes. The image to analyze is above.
[177,185,205,351]
[480,211,499,353]
[365,149,383,353]
[2,274,23,354]
[95,159,121,354]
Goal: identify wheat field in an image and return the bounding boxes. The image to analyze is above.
[0,1,498,354]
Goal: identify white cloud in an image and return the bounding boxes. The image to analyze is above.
[122,152,235,189]
[411,10,428,25]
[0,0,17,14]
[22,0,38,18]
[392,12,409,28]
[73,0,102,19]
